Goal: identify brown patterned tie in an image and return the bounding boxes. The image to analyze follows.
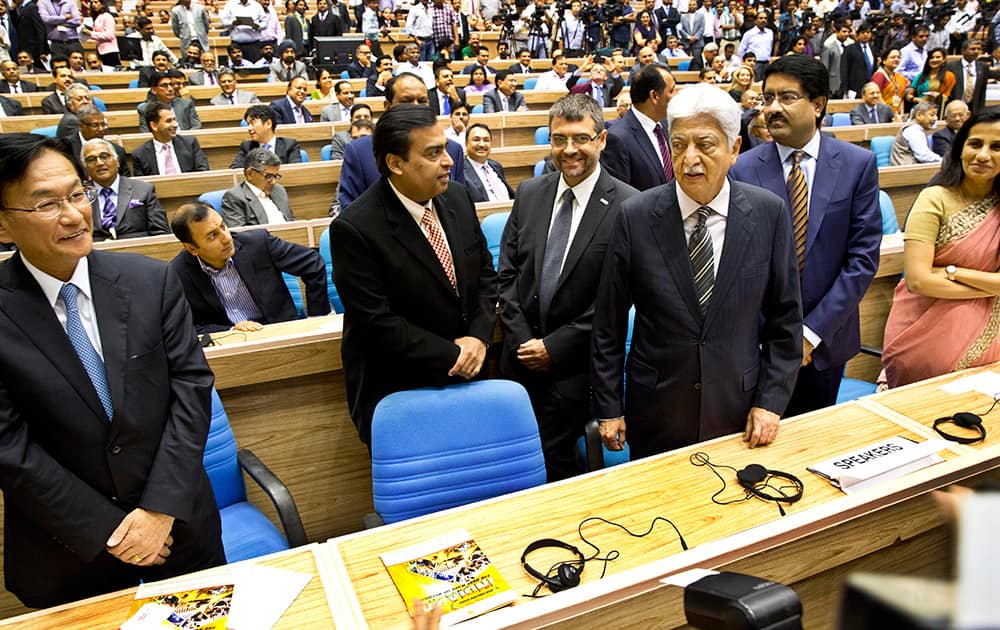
[786,150,808,270]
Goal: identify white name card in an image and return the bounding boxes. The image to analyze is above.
[807,436,948,494]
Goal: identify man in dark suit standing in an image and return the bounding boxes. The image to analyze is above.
[592,84,802,459]
[231,104,303,167]
[499,94,638,478]
[849,82,896,125]
[132,102,211,176]
[463,123,513,203]
[82,139,167,240]
[730,55,881,417]
[221,148,296,226]
[482,70,527,112]
[0,60,39,93]
[269,76,313,125]
[946,38,982,104]
[170,202,330,334]
[839,23,878,99]
[428,66,466,116]
[602,64,675,191]
[330,104,496,447]
[41,64,73,114]
[0,134,224,608]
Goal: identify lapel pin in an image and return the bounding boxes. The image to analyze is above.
[600,198,608,205]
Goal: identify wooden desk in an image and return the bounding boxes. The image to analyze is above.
[321,395,990,628]
[0,545,333,629]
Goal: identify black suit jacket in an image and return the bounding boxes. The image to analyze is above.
[840,41,878,97]
[269,96,313,125]
[69,136,130,177]
[170,229,330,334]
[591,181,802,458]
[132,136,210,176]
[310,10,343,51]
[90,176,169,240]
[0,80,38,93]
[41,91,65,114]
[932,125,957,157]
[462,158,514,203]
[946,58,977,103]
[346,60,375,79]
[654,6,680,39]
[0,252,222,607]
[499,169,637,401]
[230,137,303,168]
[428,86,467,116]
[330,178,497,445]
[602,109,669,192]
[56,111,78,138]
[0,94,23,116]
[13,1,47,61]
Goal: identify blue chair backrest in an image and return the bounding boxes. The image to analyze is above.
[471,103,484,114]
[533,159,546,177]
[128,79,140,89]
[677,59,691,71]
[92,96,107,112]
[88,84,102,91]
[870,136,893,168]
[198,190,227,213]
[371,380,546,524]
[831,112,851,127]
[359,88,366,98]
[878,189,900,234]
[523,77,537,90]
[240,118,248,127]
[480,211,510,269]
[319,227,344,313]
[282,273,305,318]
[33,125,58,138]
[340,70,350,79]
[203,389,248,510]
[321,144,333,161]
[299,149,309,162]
[534,126,549,145]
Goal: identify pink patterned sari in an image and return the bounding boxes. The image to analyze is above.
[883,193,1000,387]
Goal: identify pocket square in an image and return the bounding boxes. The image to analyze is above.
[128,199,144,209]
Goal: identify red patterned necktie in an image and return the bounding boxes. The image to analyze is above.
[421,207,456,290]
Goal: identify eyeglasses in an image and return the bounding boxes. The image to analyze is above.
[252,170,282,182]
[761,91,805,107]
[1,188,95,219]
[550,132,601,148]
[83,152,116,165]
[81,120,109,129]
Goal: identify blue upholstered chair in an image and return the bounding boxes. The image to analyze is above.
[340,70,350,79]
[831,112,851,127]
[33,125,58,138]
[471,103,484,114]
[204,389,307,562]
[197,190,227,213]
[534,126,549,145]
[836,346,883,404]
[480,211,509,269]
[367,380,546,526]
[534,159,546,177]
[870,136,894,168]
[677,59,691,71]
[879,189,900,234]
[93,96,107,112]
[128,79,140,89]
[299,149,309,162]
[282,273,305,318]
[318,227,344,313]
[523,77,537,90]
[321,144,333,161]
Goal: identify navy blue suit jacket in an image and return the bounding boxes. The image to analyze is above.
[169,229,330,334]
[269,96,313,126]
[601,108,668,192]
[591,181,802,458]
[729,136,881,370]
[338,134,465,209]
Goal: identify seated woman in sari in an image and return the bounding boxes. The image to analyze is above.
[883,107,1000,387]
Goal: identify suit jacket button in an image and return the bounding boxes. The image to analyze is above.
[111,445,122,455]
[694,383,701,390]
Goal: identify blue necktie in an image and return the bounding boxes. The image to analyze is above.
[59,283,113,421]
[538,189,574,326]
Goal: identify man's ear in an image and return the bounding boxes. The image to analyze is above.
[182,242,199,257]
[385,153,405,176]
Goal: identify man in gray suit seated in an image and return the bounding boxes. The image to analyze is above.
[82,139,168,240]
[849,83,897,125]
[320,80,357,122]
[268,40,309,83]
[210,69,261,106]
[138,70,202,132]
[221,148,296,227]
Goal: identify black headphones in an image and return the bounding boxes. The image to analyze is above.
[934,412,987,444]
[521,538,585,594]
[736,463,804,505]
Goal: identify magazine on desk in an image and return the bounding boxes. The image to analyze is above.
[381,528,516,626]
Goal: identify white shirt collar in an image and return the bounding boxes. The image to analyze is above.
[22,255,92,309]
[153,138,173,152]
[100,175,121,196]
[245,180,268,199]
[555,164,603,210]
[776,129,821,164]
[676,177,730,221]
[631,106,661,135]
[387,178,435,223]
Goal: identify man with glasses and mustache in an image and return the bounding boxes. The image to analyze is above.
[730,54,881,417]
[68,105,130,176]
[0,133,224,608]
[220,148,296,226]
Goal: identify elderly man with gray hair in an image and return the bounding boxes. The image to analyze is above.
[55,83,94,139]
[220,148,295,227]
[890,101,943,166]
[67,104,130,176]
[592,83,803,459]
[81,137,168,240]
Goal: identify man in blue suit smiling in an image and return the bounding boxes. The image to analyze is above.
[730,55,881,416]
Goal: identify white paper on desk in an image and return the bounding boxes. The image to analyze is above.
[939,371,1000,397]
[227,563,313,630]
[955,493,1000,628]
[661,568,718,588]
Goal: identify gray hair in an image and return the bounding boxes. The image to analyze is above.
[81,137,116,163]
[66,83,90,97]
[549,93,605,135]
[75,104,104,121]
[244,147,281,172]
[910,100,937,118]
[666,83,741,149]
[218,67,236,81]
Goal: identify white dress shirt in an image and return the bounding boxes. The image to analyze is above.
[23,256,104,358]
[901,123,943,164]
[153,139,177,174]
[246,180,287,224]
[471,159,510,201]
[631,106,667,166]
[676,177,729,278]
[549,165,602,275]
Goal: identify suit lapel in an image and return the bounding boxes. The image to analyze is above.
[629,111,664,184]
[382,182,458,297]
[0,255,109,422]
[531,174,561,288]
[703,183,752,331]
[243,182,269,224]
[88,253,129,424]
[116,178,134,224]
[186,252,227,316]
[807,136,841,259]
[650,184,703,321]
[230,237,265,307]
[556,170,615,293]
[757,143,790,208]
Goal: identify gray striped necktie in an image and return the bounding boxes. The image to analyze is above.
[689,206,714,314]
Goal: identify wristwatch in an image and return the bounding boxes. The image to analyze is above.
[946,265,958,281]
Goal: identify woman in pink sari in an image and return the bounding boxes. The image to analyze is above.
[883,107,1000,387]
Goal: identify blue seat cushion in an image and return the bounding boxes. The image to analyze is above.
[836,378,878,404]
[220,502,289,563]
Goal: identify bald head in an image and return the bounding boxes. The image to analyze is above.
[944,100,970,131]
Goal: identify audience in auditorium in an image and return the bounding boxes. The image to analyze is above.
[463,123,513,203]
[133,102,211,176]
[268,40,309,83]
[211,68,261,105]
[83,138,168,241]
[891,101,943,165]
[482,70,527,112]
[0,60,38,93]
[232,104,303,168]
[41,65,74,114]
[55,83,91,138]
[138,70,203,132]
[68,106,130,176]
[850,82,896,125]
[170,202,329,334]
[222,148,296,226]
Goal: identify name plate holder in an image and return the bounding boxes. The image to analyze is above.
[807,436,948,494]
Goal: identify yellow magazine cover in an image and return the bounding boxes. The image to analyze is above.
[381,528,516,626]
[127,577,234,630]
